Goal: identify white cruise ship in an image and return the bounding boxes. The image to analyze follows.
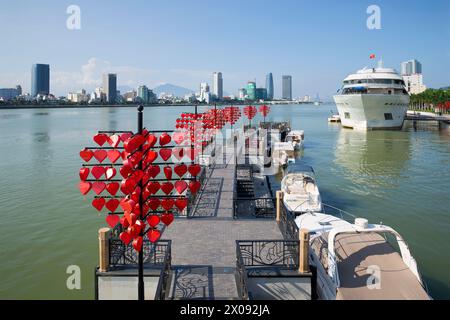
[333,61,410,130]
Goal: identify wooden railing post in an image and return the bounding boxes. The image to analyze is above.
[98,227,111,272]
[276,191,283,222]
[299,228,310,274]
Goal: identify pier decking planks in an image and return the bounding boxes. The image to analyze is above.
[162,157,283,300]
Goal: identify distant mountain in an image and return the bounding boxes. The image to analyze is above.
[152,83,195,97]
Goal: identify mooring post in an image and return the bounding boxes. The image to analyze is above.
[299,229,310,274]
[98,227,111,272]
[276,191,283,222]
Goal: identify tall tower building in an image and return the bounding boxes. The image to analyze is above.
[213,72,223,100]
[265,73,274,100]
[401,59,422,75]
[282,75,292,100]
[31,64,50,97]
[246,82,256,101]
[103,73,117,103]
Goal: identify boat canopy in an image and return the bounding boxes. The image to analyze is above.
[286,163,315,175]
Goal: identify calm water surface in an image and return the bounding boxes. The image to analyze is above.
[0,104,449,299]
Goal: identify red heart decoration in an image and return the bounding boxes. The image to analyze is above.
[161,182,174,195]
[146,182,161,195]
[164,166,173,180]
[120,216,129,228]
[107,150,121,163]
[79,181,91,195]
[124,137,138,153]
[159,133,171,146]
[107,135,120,148]
[172,147,184,162]
[105,199,120,212]
[189,181,201,194]
[147,215,160,227]
[121,151,130,160]
[148,229,161,243]
[121,178,137,194]
[161,199,174,211]
[120,163,133,178]
[135,220,145,234]
[92,182,106,195]
[80,149,93,162]
[159,149,172,161]
[93,150,107,163]
[120,132,132,142]
[106,182,119,196]
[172,132,185,145]
[174,164,187,177]
[147,165,160,178]
[92,198,106,211]
[161,212,174,226]
[174,180,187,194]
[175,198,188,211]
[91,166,105,179]
[120,198,135,213]
[79,168,90,181]
[145,151,158,164]
[147,134,157,148]
[106,214,120,228]
[93,133,108,146]
[188,164,201,177]
[148,198,161,211]
[128,213,138,227]
[119,231,132,245]
[105,167,116,180]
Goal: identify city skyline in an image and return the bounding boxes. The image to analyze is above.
[0,0,449,99]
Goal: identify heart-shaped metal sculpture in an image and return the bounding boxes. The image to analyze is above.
[91,166,105,180]
[119,231,132,245]
[79,168,90,181]
[148,229,161,243]
[79,181,92,195]
[93,133,108,146]
[175,198,188,211]
[105,199,120,212]
[161,212,174,226]
[161,199,174,211]
[148,198,161,211]
[188,164,201,177]
[146,182,161,195]
[159,149,172,161]
[92,197,106,211]
[106,182,120,196]
[147,215,160,228]
[93,150,107,163]
[106,214,120,228]
[107,135,120,148]
[105,167,116,180]
[107,150,121,163]
[174,180,187,194]
[132,236,143,252]
[174,164,187,177]
[161,182,174,195]
[80,149,93,162]
[163,166,172,180]
[159,133,171,146]
[188,181,201,194]
[92,181,106,195]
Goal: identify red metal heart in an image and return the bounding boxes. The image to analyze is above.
[120,198,135,213]
[120,132,132,142]
[106,182,119,196]
[159,149,172,161]
[161,182,174,195]
[120,216,129,228]
[79,181,91,195]
[107,150,121,163]
[148,229,161,243]
[92,182,106,195]
[121,178,137,194]
[146,182,161,195]
[79,168,90,181]
[107,135,120,148]
[80,149,93,162]
[92,198,106,211]
[93,150,107,163]
[161,199,174,211]
[148,198,161,211]
[120,163,133,179]
[105,167,116,180]
[145,151,158,164]
[189,181,201,194]
[105,199,120,212]
[188,164,201,177]
[119,231,132,245]
[172,148,184,161]
[174,164,187,177]
[93,133,108,146]
[163,166,172,180]
[159,133,171,146]
[91,166,105,179]
[147,215,160,227]
[106,214,120,228]
[174,180,187,194]
[147,165,160,178]
[172,132,185,145]
[161,212,174,226]
[175,198,188,211]
[147,134,157,148]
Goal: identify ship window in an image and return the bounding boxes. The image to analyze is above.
[384,113,393,120]
[344,112,351,119]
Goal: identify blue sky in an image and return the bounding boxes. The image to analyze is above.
[0,0,449,99]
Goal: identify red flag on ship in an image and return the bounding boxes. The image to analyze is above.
[370,54,376,59]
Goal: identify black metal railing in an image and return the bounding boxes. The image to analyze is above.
[233,197,276,219]
[278,200,300,240]
[109,239,171,266]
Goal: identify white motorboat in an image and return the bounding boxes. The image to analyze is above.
[281,165,322,214]
[273,142,295,167]
[295,211,430,300]
[327,114,341,123]
[285,130,304,150]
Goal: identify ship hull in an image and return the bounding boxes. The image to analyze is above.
[333,94,409,130]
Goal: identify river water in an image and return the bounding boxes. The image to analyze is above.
[0,104,449,299]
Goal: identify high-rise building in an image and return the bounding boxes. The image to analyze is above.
[265,73,274,100]
[255,88,268,100]
[403,74,427,94]
[246,82,256,101]
[212,72,223,100]
[401,59,422,75]
[238,88,247,100]
[282,75,292,100]
[31,64,50,97]
[199,82,211,103]
[103,73,117,103]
